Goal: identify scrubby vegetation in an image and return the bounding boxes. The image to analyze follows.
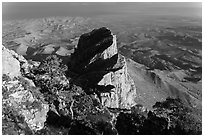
[116,97,202,135]
[27,55,116,135]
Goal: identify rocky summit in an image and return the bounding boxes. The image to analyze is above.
[69,27,137,109]
[69,27,115,74]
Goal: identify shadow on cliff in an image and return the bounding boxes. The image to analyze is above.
[66,27,120,98]
[67,54,119,101]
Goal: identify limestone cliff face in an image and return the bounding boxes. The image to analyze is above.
[98,55,137,108]
[2,46,49,131]
[69,27,137,109]
[100,34,118,59]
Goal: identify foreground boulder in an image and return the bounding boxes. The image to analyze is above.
[69,27,137,109]
[2,46,49,134]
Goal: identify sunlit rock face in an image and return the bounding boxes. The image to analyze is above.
[2,46,21,78]
[2,46,49,132]
[98,55,137,108]
[69,27,137,109]
[2,46,36,78]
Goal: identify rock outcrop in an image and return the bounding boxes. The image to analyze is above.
[69,27,137,109]
[98,55,137,108]
[2,46,22,78]
[2,46,49,132]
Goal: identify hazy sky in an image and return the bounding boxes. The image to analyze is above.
[2,2,202,20]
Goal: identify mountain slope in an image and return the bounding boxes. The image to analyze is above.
[126,58,201,110]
